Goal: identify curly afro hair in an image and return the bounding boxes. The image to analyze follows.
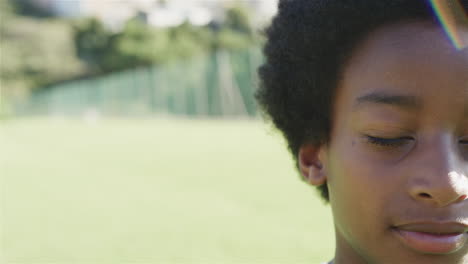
[256,0,468,202]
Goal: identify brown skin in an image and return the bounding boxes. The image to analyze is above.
[299,22,468,264]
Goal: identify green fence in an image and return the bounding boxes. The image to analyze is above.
[14,48,263,118]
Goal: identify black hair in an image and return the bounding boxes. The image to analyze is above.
[256,0,468,201]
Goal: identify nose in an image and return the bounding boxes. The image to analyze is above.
[408,135,468,207]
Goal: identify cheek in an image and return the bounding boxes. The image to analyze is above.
[326,139,403,258]
[327,135,393,232]
[328,136,386,202]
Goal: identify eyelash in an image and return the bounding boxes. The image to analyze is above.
[366,137,468,148]
[366,135,413,148]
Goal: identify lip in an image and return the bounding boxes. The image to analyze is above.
[392,222,468,254]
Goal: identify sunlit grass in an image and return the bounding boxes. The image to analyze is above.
[1,118,334,264]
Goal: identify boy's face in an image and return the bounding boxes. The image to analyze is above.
[301,22,468,263]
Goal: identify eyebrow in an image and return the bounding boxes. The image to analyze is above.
[353,91,422,111]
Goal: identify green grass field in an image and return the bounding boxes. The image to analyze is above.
[1,118,334,264]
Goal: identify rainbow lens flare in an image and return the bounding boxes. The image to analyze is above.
[429,0,468,50]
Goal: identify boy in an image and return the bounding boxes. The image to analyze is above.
[256,1,468,263]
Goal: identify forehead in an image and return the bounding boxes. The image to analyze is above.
[344,21,468,78]
[335,21,468,115]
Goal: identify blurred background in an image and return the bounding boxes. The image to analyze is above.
[1,0,334,263]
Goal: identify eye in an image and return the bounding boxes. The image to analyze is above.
[365,135,414,148]
[458,140,468,158]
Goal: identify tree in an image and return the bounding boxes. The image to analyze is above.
[211,5,255,50]
[73,18,217,73]
[8,0,54,18]
[73,18,112,73]
[1,16,84,92]
[224,4,253,36]
[105,19,171,70]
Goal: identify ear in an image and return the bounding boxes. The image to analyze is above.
[298,144,327,186]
